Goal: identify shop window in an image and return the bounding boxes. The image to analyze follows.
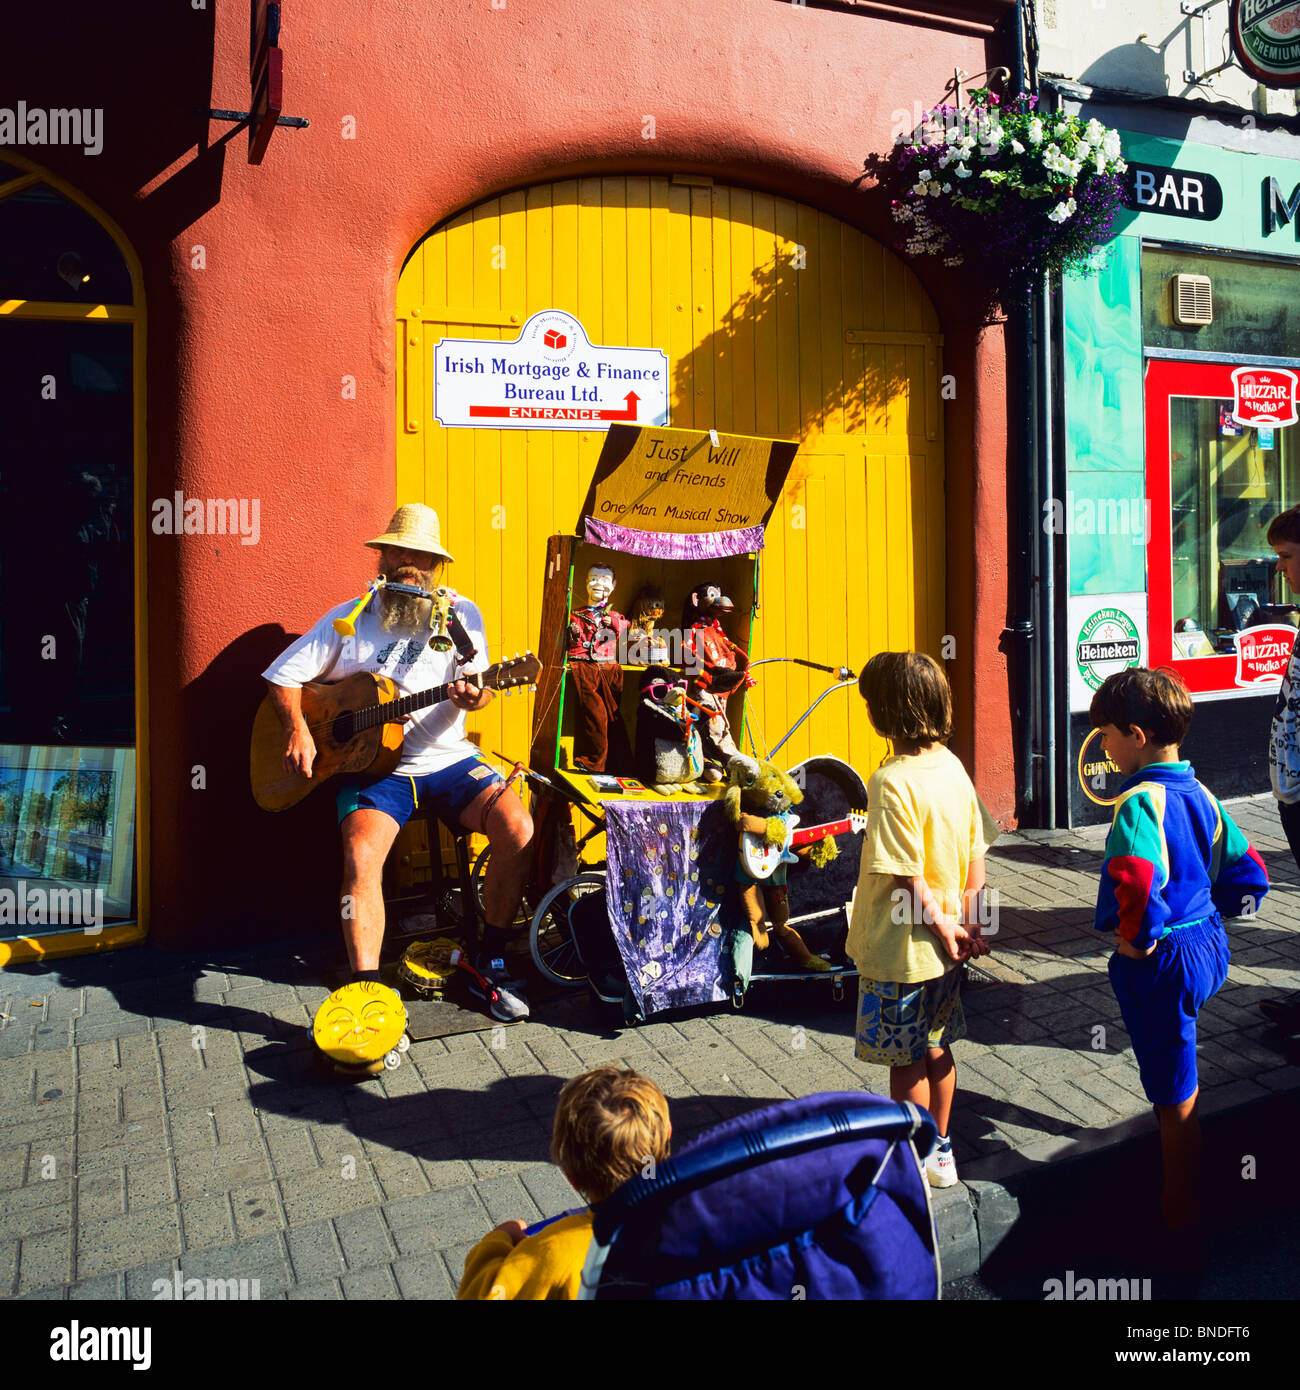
[0,162,132,305]
[1142,246,1300,360]
[1169,396,1297,656]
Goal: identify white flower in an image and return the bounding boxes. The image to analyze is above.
[918,169,934,182]
[942,183,952,192]
[1027,118,1044,145]
[1047,198,1078,223]
[1094,149,1107,172]
[912,182,929,197]
[1085,118,1106,146]
[1076,140,1092,160]
[1103,129,1122,159]
[955,162,973,179]
[1010,138,1025,154]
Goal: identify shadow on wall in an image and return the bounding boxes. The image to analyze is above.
[672,254,911,443]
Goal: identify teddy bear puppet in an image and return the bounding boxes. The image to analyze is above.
[722,755,837,972]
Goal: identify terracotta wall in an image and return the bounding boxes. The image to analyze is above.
[2,0,1017,948]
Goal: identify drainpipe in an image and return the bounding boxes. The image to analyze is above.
[1009,0,1042,821]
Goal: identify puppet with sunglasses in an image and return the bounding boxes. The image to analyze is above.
[635,666,706,789]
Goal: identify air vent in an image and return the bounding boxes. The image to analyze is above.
[1172,273,1212,327]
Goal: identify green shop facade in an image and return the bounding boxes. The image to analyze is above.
[1045,90,1300,826]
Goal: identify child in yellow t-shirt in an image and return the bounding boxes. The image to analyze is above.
[847,652,991,1190]
[458,1066,671,1299]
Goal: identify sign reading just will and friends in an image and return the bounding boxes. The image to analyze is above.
[433,310,669,430]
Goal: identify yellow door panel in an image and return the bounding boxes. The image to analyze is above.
[397,179,945,785]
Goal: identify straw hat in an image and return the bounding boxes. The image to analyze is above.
[365,504,454,562]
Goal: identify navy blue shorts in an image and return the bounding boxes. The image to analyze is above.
[336,756,505,833]
[1107,915,1230,1106]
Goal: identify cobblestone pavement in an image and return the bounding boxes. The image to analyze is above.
[1,794,1297,1300]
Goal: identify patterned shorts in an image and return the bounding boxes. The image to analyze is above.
[854,969,966,1067]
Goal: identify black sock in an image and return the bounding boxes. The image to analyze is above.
[477,924,513,958]
[351,968,383,984]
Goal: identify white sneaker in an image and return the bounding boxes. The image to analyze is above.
[926,1139,958,1188]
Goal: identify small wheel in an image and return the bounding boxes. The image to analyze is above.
[529,873,607,988]
[383,1050,402,1070]
[395,1033,410,1053]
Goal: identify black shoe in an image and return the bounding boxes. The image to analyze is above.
[467,954,530,1022]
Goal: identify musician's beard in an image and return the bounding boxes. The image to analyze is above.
[378,562,438,634]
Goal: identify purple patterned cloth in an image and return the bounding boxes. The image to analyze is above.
[603,799,737,1015]
[583,518,765,559]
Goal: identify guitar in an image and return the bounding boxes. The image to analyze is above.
[741,809,868,881]
[250,653,541,811]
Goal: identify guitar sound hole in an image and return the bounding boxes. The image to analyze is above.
[332,712,356,744]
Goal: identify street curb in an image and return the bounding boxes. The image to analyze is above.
[932,1081,1300,1288]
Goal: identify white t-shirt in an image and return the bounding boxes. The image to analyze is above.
[1270,629,1300,805]
[261,595,489,777]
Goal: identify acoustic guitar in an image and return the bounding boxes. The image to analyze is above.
[250,653,541,811]
[741,809,868,881]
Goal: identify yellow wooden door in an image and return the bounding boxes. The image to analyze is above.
[396,177,944,787]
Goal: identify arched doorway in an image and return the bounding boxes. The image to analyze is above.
[396,175,945,782]
[0,157,145,959]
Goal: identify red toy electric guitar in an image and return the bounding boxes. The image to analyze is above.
[740,809,868,881]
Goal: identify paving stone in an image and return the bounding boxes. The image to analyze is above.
[278,1166,383,1224]
[74,1119,169,1172]
[372,1151,431,1201]
[18,1228,72,1294]
[287,1277,343,1299]
[77,1169,126,1222]
[286,1219,346,1282]
[69,1272,125,1299]
[180,1195,237,1252]
[230,1181,286,1239]
[0,1143,30,1190]
[341,1264,399,1299]
[77,1206,182,1279]
[333,1207,397,1269]
[0,1239,18,1298]
[178,1234,289,1298]
[387,1186,485,1251]
[471,1172,544,1227]
[392,1252,454,1300]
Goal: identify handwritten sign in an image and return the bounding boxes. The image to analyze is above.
[579,426,798,535]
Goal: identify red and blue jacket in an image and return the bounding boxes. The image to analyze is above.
[1094,761,1269,951]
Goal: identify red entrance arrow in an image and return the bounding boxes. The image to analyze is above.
[467,391,641,423]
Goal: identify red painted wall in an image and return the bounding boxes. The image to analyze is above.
[2,0,1018,949]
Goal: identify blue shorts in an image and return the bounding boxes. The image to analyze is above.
[1107,915,1230,1106]
[336,756,505,833]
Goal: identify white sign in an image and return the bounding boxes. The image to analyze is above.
[1067,593,1147,713]
[432,310,670,431]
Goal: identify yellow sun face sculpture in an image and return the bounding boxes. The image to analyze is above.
[312,981,408,1071]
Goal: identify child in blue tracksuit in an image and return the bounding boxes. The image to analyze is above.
[1090,668,1269,1234]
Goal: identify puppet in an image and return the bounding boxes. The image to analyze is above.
[567,564,632,773]
[634,665,706,790]
[627,583,669,666]
[722,755,837,972]
[681,583,752,781]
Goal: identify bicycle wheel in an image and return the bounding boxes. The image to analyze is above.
[529,873,607,988]
[468,844,532,929]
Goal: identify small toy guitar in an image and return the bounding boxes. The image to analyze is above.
[741,809,868,881]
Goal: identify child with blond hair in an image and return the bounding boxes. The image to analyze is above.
[458,1066,671,1299]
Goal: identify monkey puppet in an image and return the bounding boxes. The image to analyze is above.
[723,755,836,972]
[634,665,706,791]
[681,583,752,781]
[567,564,632,773]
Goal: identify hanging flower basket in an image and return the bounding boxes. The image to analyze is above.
[882,89,1128,302]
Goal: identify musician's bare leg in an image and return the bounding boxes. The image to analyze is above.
[339,809,403,972]
[458,782,534,931]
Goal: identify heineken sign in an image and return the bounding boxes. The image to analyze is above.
[1231,1,1300,88]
